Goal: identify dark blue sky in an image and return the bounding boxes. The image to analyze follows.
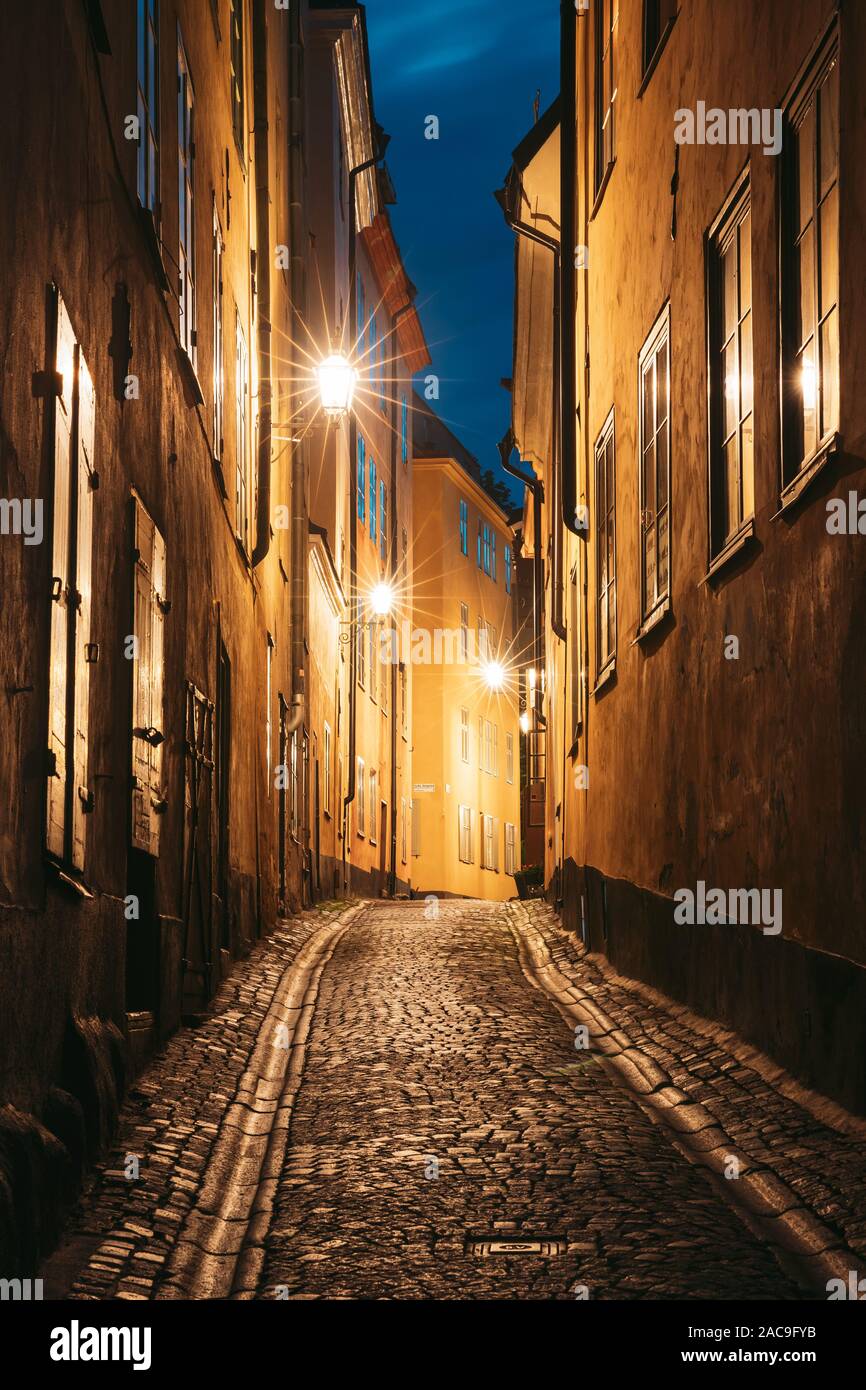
[364,0,560,498]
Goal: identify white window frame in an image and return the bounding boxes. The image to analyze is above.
[458,804,473,864]
[356,757,365,837]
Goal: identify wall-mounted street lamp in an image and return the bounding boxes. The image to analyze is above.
[369,582,395,618]
[317,351,357,418]
[483,659,507,692]
[519,709,531,734]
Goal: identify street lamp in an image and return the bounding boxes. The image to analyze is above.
[370,582,394,618]
[483,659,506,692]
[317,352,357,418]
[519,709,531,734]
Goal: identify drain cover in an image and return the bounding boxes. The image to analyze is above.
[468,1238,566,1257]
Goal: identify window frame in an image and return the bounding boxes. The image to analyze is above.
[136,0,160,219]
[212,201,225,461]
[637,301,672,633]
[706,168,756,572]
[177,29,196,366]
[323,720,332,817]
[459,498,468,556]
[356,757,365,837]
[594,0,618,200]
[229,0,246,164]
[778,19,840,503]
[235,310,249,550]
[460,706,470,763]
[594,407,617,687]
[640,0,677,90]
[458,804,473,864]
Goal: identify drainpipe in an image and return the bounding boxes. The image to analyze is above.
[342,130,390,891]
[282,0,305,736]
[497,428,544,685]
[494,183,567,643]
[251,0,272,571]
[389,299,414,897]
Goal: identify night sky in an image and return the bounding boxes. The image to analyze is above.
[364,0,560,500]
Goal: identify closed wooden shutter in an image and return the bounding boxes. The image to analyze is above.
[46,295,77,858]
[131,498,167,856]
[71,351,96,869]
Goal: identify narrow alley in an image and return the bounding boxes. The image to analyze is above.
[42,899,866,1302]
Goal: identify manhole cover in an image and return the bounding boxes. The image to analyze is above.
[467,1238,566,1257]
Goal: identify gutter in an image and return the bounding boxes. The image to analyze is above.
[342,129,390,889]
[283,0,306,737]
[494,180,567,643]
[497,428,544,685]
[389,300,415,897]
[251,0,273,571]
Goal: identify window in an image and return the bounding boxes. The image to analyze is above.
[357,599,366,688]
[483,720,498,776]
[369,457,377,542]
[459,498,468,555]
[595,409,617,679]
[266,634,273,794]
[505,731,514,784]
[357,273,365,356]
[642,0,676,78]
[458,805,473,864]
[290,728,299,837]
[368,619,376,702]
[482,524,491,576]
[229,0,245,159]
[569,562,583,741]
[481,813,499,871]
[357,758,365,836]
[401,797,408,862]
[505,823,517,875]
[212,203,224,458]
[781,24,839,486]
[323,721,332,816]
[177,33,196,364]
[504,544,512,594]
[369,315,377,388]
[478,715,484,770]
[400,662,408,738]
[369,770,378,842]
[460,707,469,762]
[46,291,97,870]
[357,435,366,523]
[708,175,754,556]
[235,313,249,548]
[379,479,387,561]
[380,628,388,711]
[476,521,482,568]
[595,0,617,194]
[401,394,408,467]
[460,602,469,661]
[136,0,160,217]
[638,303,671,624]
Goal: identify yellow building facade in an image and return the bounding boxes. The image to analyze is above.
[410,402,521,900]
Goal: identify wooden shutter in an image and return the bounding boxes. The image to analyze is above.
[131,498,167,856]
[71,350,96,869]
[46,295,77,858]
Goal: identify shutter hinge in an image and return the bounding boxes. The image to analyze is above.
[51,576,64,602]
[78,786,95,813]
[151,796,168,815]
[32,370,63,398]
[85,642,100,663]
[46,749,58,777]
[156,594,172,614]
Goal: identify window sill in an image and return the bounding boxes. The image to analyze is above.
[635,596,671,643]
[176,346,205,408]
[704,518,756,582]
[775,433,840,517]
[135,204,170,294]
[592,660,616,697]
[590,158,617,222]
[636,13,678,97]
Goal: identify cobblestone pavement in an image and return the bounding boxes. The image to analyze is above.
[259,900,802,1300]
[45,896,866,1301]
[41,903,349,1301]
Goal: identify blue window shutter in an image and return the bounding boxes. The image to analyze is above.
[357,435,365,523]
[370,458,377,540]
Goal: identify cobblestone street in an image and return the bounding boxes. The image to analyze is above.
[43,898,866,1302]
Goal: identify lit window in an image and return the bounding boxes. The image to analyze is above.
[459,499,468,555]
[369,457,377,542]
[595,0,618,194]
[504,544,512,594]
[781,25,839,484]
[708,177,754,555]
[638,303,671,624]
[357,435,366,524]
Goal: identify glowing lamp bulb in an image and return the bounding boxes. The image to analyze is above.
[317,352,357,417]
